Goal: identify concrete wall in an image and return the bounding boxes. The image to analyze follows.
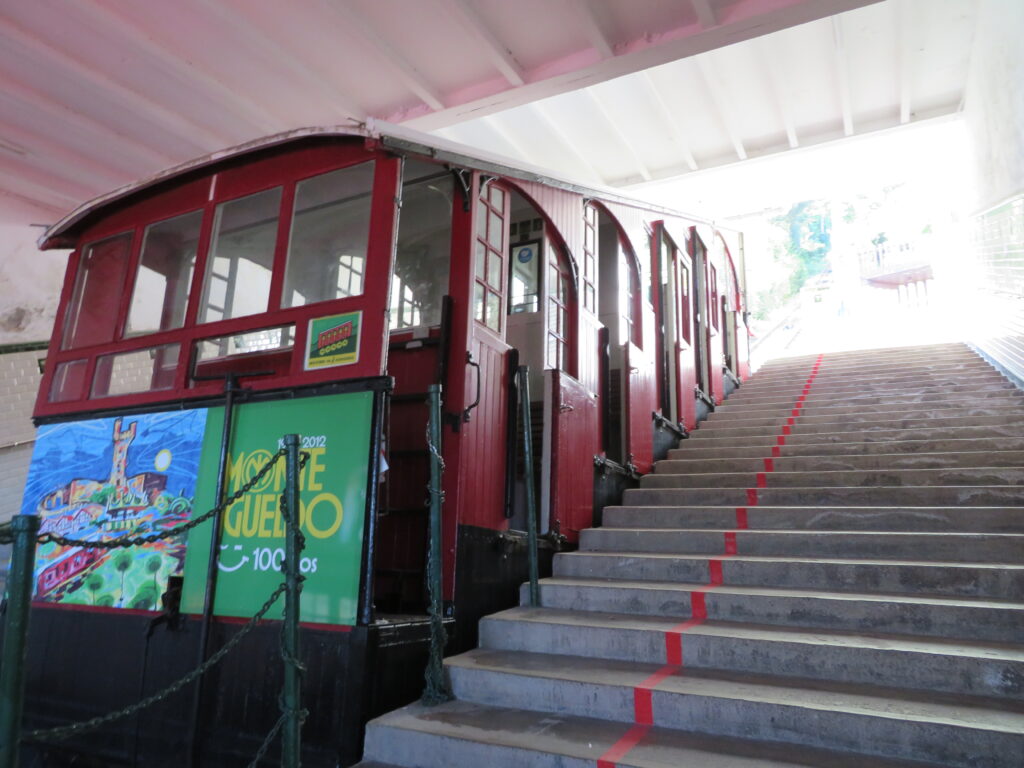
[963,0,1024,384]
[0,225,66,579]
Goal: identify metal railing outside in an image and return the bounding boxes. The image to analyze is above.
[0,436,309,768]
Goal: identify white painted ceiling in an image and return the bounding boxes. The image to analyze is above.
[0,0,977,226]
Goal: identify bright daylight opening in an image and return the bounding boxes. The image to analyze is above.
[639,117,979,370]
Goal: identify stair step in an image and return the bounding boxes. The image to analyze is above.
[708,403,1024,426]
[624,485,1024,507]
[748,364,995,389]
[733,378,1011,400]
[673,423,1024,448]
[642,466,1024,489]
[710,397,1024,422]
[361,700,942,768]
[689,413,1024,439]
[729,382,1017,407]
[580,529,1024,563]
[602,505,1024,533]
[667,436,1024,459]
[554,551,1024,600]
[527,577,1024,644]
[446,649,1024,767]
[655,450,1024,473]
[737,374,1008,398]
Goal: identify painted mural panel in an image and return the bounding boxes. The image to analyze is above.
[20,410,208,609]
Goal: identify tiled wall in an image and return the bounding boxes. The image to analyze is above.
[0,349,46,581]
[970,195,1024,388]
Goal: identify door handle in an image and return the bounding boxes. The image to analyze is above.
[444,351,481,432]
[559,403,574,413]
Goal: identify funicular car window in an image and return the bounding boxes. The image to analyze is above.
[61,232,133,350]
[390,161,452,330]
[282,161,375,309]
[199,187,282,323]
[126,210,202,335]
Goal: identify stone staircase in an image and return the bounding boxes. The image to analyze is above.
[359,342,1024,768]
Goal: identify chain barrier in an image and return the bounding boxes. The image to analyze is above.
[19,447,313,768]
[27,582,287,743]
[421,393,452,706]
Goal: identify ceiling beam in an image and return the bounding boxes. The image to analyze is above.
[444,0,525,86]
[75,0,282,135]
[0,119,127,190]
[478,116,535,164]
[693,55,747,160]
[897,0,913,124]
[327,2,445,111]
[755,38,799,149]
[200,0,366,122]
[524,103,608,186]
[582,88,652,182]
[641,72,699,171]
[0,72,177,171]
[831,15,855,136]
[0,187,67,220]
[401,0,882,130]
[0,155,98,208]
[570,0,615,59]
[0,16,228,153]
[690,0,718,29]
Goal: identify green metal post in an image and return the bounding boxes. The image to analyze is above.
[422,384,451,704]
[517,367,540,607]
[0,514,40,768]
[282,435,302,768]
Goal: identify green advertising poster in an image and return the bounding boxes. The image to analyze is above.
[181,391,374,626]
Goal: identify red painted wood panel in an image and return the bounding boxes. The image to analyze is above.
[624,341,656,473]
[550,370,598,542]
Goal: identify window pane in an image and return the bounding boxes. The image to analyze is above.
[585,283,595,311]
[476,200,487,237]
[486,290,501,331]
[487,250,502,289]
[390,167,453,330]
[48,359,88,402]
[127,210,202,335]
[283,162,375,308]
[200,188,281,323]
[62,233,132,349]
[195,326,294,362]
[489,185,504,208]
[474,282,485,323]
[487,211,503,249]
[475,241,486,279]
[92,344,180,397]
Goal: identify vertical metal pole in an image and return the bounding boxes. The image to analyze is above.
[188,374,238,768]
[422,384,450,704]
[282,434,302,768]
[0,514,40,768]
[517,367,540,608]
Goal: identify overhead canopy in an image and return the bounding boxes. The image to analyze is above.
[0,0,976,225]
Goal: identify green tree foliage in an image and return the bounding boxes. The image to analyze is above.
[773,200,832,295]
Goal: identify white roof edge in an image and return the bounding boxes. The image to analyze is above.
[40,119,721,249]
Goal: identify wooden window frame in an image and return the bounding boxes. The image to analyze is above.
[36,141,398,419]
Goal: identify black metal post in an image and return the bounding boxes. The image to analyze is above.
[187,372,239,768]
[0,515,40,768]
[517,367,540,608]
[421,385,451,704]
[282,434,302,767]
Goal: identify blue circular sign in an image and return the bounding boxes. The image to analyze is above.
[517,247,533,264]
